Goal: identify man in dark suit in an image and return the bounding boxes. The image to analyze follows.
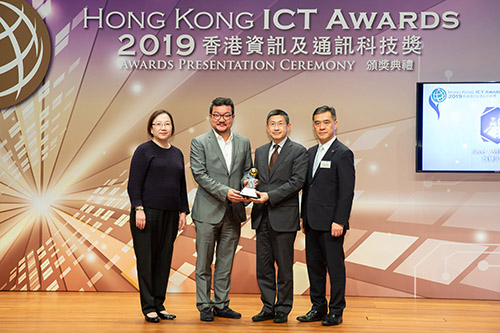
[297,105,355,326]
[190,97,252,321]
[249,109,308,324]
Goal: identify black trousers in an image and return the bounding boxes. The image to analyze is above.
[305,228,346,316]
[130,207,178,315]
[256,209,296,314]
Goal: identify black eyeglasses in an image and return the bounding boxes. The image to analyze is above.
[211,113,233,121]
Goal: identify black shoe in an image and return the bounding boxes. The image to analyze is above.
[252,310,275,322]
[158,311,176,320]
[322,313,343,326]
[273,311,288,323]
[213,306,241,319]
[200,307,214,321]
[296,309,326,322]
[144,313,160,323]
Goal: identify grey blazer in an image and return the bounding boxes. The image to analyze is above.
[251,138,308,232]
[190,130,252,224]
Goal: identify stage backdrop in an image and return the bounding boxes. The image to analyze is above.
[1,0,500,299]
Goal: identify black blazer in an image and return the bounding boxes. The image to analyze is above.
[251,138,308,232]
[301,139,355,232]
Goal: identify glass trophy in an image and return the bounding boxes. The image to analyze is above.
[240,168,259,199]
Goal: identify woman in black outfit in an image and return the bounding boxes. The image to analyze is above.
[127,110,189,323]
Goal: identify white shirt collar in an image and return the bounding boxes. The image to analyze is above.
[319,136,336,152]
[272,137,287,150]
[212,128,233,143]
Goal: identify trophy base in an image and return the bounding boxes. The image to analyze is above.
[240,187,259,199]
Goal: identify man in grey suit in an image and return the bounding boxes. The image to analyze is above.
[190,97,252,322]
[249,109,308,324]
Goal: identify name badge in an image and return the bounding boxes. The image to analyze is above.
[320,160,331,168]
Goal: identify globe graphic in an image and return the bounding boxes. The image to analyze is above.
[431,88,447,104]
[0,0,51,109]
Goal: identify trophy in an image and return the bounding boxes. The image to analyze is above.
[240,168,259,199]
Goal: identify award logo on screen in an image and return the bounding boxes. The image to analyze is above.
[0,0,51,109]
[480,107,500,144]
[429,88,447,119]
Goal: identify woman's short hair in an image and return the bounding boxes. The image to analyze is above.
[147,109,175,137]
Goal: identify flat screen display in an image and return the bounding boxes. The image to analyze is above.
[416,82,500,172]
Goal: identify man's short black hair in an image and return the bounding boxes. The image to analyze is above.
[266,109,290,124]
[312,105,337,121]
[210,97,234,114]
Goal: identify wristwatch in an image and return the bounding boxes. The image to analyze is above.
[135,206,144,211]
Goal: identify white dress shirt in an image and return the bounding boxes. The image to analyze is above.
[312,136,336,176]
[213,129,233,172]
[268,137,287,164]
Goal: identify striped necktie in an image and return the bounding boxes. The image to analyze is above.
[269,144,279,174]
